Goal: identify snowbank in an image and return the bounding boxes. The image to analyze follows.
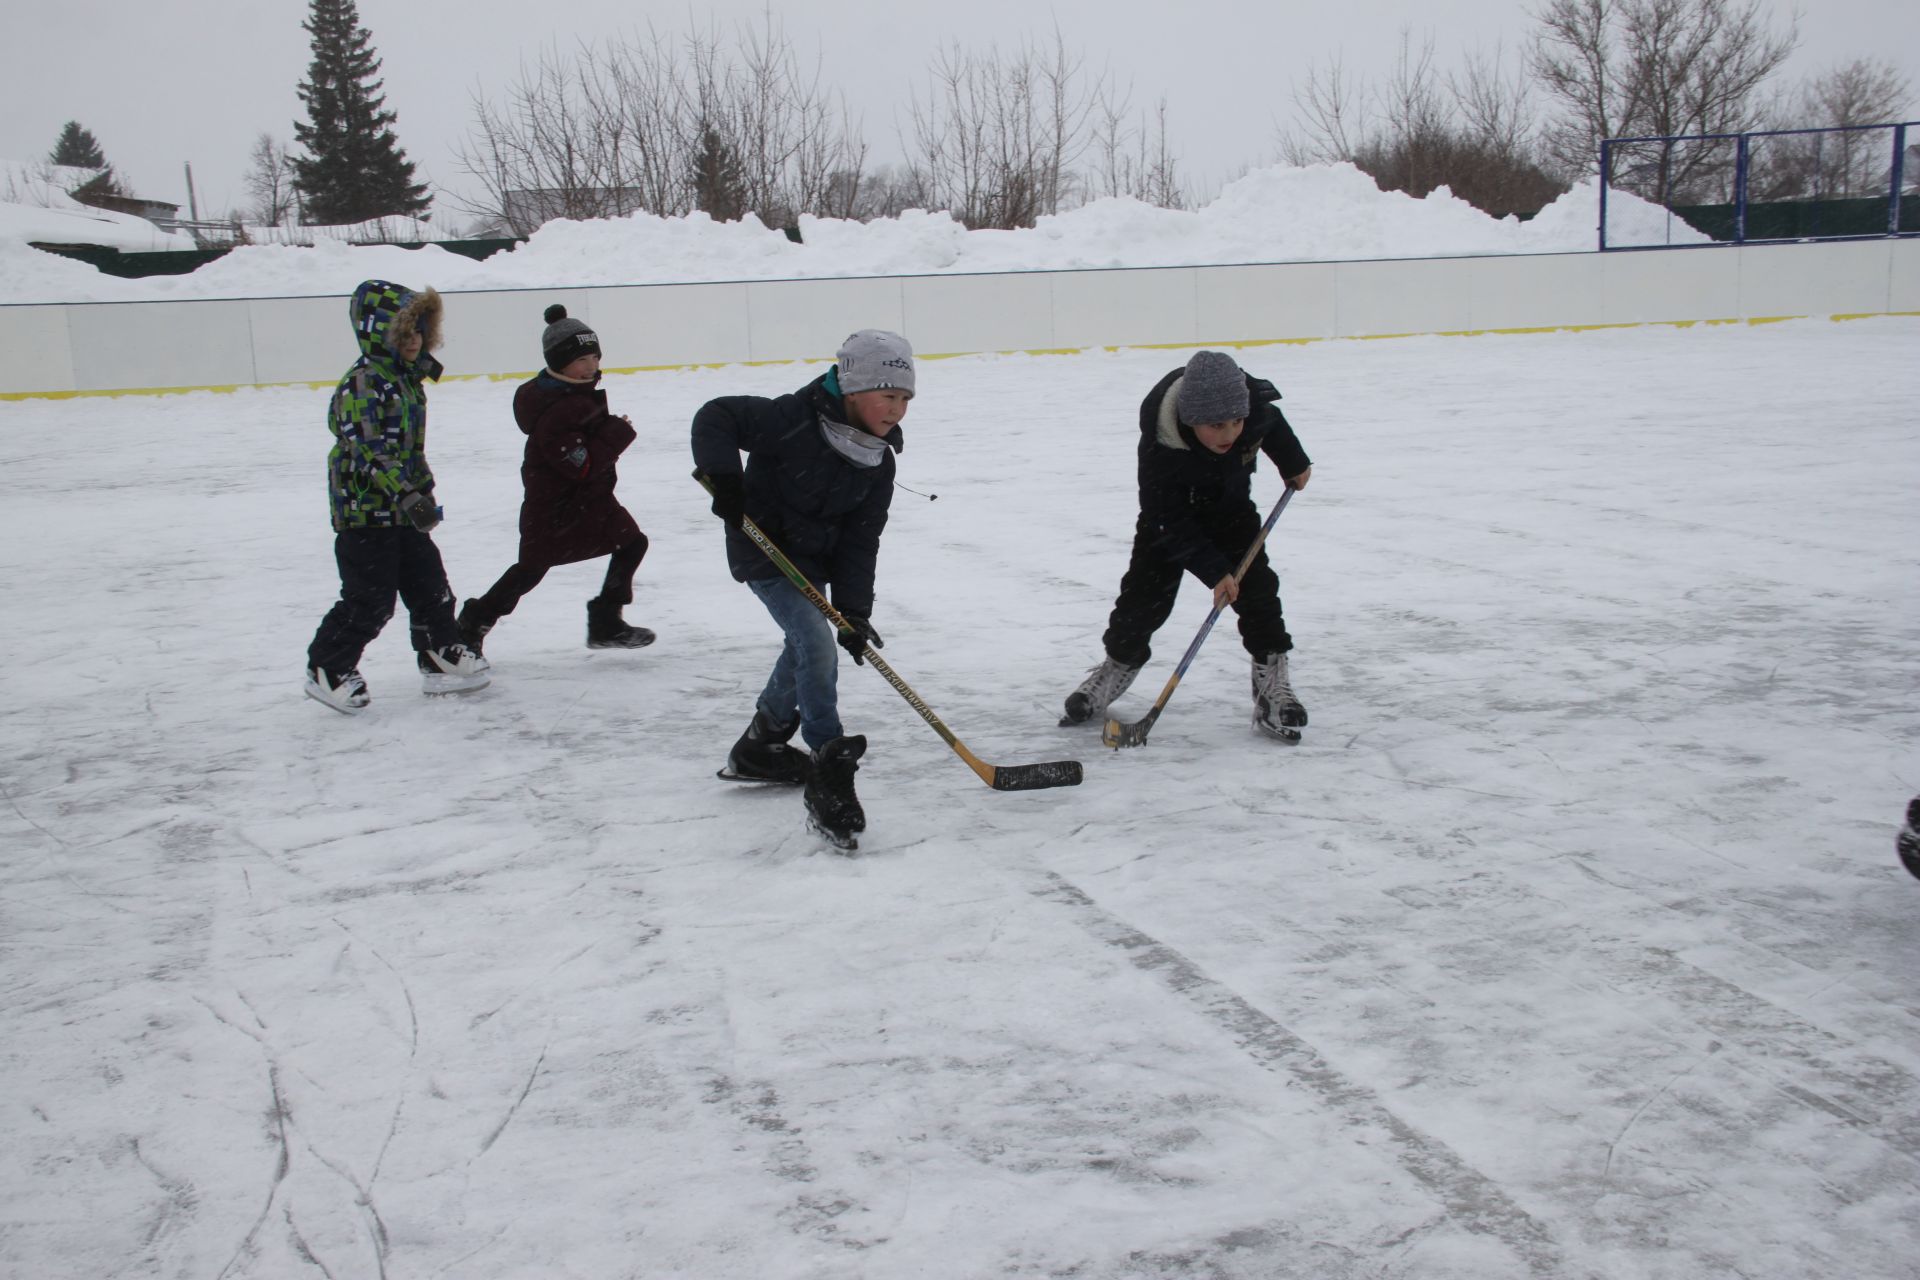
[0,163,1706,305]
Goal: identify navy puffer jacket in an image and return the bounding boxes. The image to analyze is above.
[690,370,900,617]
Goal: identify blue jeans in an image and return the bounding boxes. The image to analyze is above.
[746,577,842,749]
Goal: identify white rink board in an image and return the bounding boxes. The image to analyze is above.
[2,238,1914,396]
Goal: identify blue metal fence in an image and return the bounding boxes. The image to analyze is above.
[1600,121,1917,250]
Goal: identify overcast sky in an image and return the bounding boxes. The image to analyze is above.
[4,0,1916,225]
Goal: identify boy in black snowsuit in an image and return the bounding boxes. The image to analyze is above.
[1062,349,1313,740]
[691,329,911,849]
[304,279,491,713]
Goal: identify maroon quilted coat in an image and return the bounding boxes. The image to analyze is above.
[512,370,642,566]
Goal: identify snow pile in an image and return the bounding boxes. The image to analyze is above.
[0,162,1706,305]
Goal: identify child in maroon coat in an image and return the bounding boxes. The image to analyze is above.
[458,305,653,653]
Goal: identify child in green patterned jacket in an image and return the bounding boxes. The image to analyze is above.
[303,279,491,713]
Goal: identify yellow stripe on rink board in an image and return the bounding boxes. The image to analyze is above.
[3,311,1913,402]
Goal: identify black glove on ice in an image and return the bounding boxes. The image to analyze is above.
[397,489,441,531]
[704,471,747,528]
[838,615,883,665]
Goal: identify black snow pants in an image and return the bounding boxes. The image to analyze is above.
[308,527,462,676]
[467,534,649,625]
[1101,502,1291,668]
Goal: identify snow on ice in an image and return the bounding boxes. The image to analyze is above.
[1,164,1915,1280]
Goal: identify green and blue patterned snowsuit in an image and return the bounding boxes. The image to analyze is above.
[327,279,445,530]
[306,280,463,679]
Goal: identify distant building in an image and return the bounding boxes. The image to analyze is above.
[71,188,181,223]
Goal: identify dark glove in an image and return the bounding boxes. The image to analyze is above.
[838,615,883,665]
[397,489,442,531]
[704,471,746,528]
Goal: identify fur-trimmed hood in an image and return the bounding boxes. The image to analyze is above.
[347,279,443,375]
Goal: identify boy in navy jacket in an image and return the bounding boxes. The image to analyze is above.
[691,330,912,847]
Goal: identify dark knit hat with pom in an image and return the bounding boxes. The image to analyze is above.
[541,303,600,371]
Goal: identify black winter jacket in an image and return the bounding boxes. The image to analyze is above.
[1136,365,1311,586]
[690,372,900,617]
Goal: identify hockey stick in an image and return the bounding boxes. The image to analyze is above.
[1103,486,1297,749]
[695,470,1082,791]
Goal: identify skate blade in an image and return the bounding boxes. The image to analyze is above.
[587,633,657,649]
[1253,721,1302,744]
[716,768,805,786]
[422,674,491,696]
[303,686,367,715]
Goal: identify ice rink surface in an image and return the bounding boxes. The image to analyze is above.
[3,317,1917,1278]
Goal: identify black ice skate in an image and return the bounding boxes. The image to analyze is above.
[456,598,496,656]
[419,645,491,695]
[586,598,655,649]
[1061,656,1141,726]
[803,734,867,851]
[718,709,811,784]
[304,666,370,714]
[1251,651,1308,743]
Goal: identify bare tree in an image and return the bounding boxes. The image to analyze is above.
[245,133,300,226]
[691,15,863,228]
[1280,35,1565,218]
[1091,94,1190,209]
[1801,57,1912,128]
[456,21,866,235]
[1280,56,1363,166]
[457,43,650,234]
[1750,58,1915,199]
[817,163,930,221]
[907,29,1108,229]
[1530,0,1798,200]
[1359,33,1454,196]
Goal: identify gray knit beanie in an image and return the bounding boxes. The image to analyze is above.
[542,303,600,370]
[836,329,916,398]
[1177,350,1250,425]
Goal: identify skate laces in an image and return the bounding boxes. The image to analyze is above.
[1077,658,1139,707]
[1253,654,1295,701]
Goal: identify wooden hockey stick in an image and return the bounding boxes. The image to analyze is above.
[1103,487,1297,749]
[696,471,1082,791]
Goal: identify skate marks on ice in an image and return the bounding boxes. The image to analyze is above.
[1028,869,1581,1279]
[1033,658,1920,1278]
[696,1068,885,1251]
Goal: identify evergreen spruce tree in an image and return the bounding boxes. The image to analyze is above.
[691,124,748,222]
[49,121,108,171]
[291,0,430,225]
